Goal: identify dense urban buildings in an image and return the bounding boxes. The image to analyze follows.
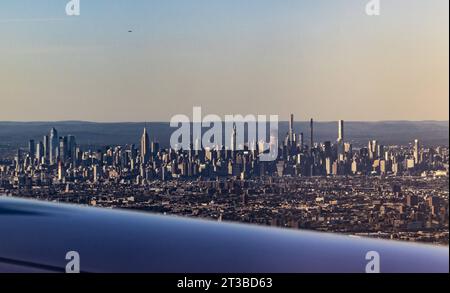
[0,116,448,245]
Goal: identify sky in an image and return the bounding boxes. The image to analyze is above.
[0,0,448,122]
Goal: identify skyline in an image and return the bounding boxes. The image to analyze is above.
[0,0,449,122]
[0,118,449,123]
[2,113,448,248]
[1,1,449,277]
[1,120,448,151]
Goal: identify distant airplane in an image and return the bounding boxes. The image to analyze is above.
[128,30,132,33]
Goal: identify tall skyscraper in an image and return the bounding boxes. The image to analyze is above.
[414,139,420,164]
[299,132,304,151]
[59,136,68,163]
[49,128,58,165]
[43,135,49,162]
[338,120,344,142]
[57,161,65,181]
[324,141,332,158]
[28,140,35,158]
[140,128,150,164]
[231,123,237,152]
[289,114,294,145]
[337,120,345,161]
[36,141,44,161]
[310,119,314,151]
[16,149,21,165]
[151,142,160,156]
[67,135,77,161]
[93,164,101,183]
[369,140,378,160]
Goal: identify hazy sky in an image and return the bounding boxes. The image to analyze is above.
[0,0,448,122]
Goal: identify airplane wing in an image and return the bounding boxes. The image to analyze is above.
[0,196,448,273]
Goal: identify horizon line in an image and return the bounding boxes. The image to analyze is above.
[0,120,448,124]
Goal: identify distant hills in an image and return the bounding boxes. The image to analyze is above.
[0,121,448,150]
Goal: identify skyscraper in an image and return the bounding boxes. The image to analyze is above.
[310,119,314,152]
[289,114,294,145]
[49,128,58,165]
[93,164,101,183]
[59,136,68,163]
[140,128,150,164]
[57,161,65,181]
[43,135,49,162]
[67,135,77,161]
[337,120,345,161]
[231,123,237,152]
[414,139,420,164]
[369,140,378,160]
[28,140,35,158]
[36,141,44,162]
[338,120,344,142]
[151,142,160,156]
[299,132,304,151]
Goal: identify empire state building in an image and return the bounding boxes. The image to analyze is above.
[140,128,150,164]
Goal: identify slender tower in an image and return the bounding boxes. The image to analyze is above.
[414,139,420,164]
[299,133,304,151]
[49,128,58,165]
[289,114,294,145]
[337,120,345,161]
[43,135,49,162]
[140,127,150,164]
[310,119,314,152]
[338,120,344,142]
[231,123,237,152]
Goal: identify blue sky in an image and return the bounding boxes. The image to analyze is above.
[0,0,448,122]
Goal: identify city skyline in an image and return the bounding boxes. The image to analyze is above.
[0,0,448,122]
[0,118,449,123]
[1,114,448,246]
[6,115,445,172]
[1,0,448,276]
[1,120,448,156]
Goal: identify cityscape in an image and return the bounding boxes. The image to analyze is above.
[1,115,448,245]
[0,0,448,278]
